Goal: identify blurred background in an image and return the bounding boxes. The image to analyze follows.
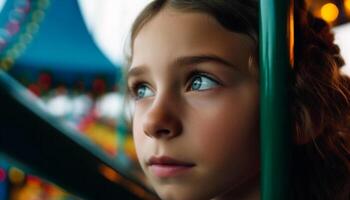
[0,0,349,199]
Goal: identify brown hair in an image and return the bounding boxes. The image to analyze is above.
[291,1,350,199]
[127,0,350,199]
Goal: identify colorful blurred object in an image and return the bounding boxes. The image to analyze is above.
[345,0,350,14]
[0,0,49,71]
[321,3,339,22]
[306,0,350,25]
[0,156,80,200]
[0,0,143,199]
[0,0,120,89]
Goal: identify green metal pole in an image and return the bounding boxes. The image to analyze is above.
[260,0,292,199]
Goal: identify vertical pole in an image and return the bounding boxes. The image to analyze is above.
[260,0,293,199]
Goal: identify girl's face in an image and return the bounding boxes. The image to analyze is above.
[128,8,260,200]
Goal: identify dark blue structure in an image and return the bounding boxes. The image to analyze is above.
[1,0,120,88]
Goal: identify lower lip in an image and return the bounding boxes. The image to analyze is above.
[149,165,194,178]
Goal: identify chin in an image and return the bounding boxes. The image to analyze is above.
[157,192,203,200]
[155,186,215,200]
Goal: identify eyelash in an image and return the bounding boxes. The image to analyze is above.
[186,71,221,91]
[128,81,150,99]
[128,71,221,100]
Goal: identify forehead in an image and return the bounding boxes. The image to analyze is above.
[131,8,254,71]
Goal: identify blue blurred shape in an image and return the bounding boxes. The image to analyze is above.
[1,0,120,86]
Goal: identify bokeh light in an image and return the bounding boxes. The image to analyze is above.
[9,167,25,184]
[321,3,339,23]
[0,168,6,182]
[99,164,122,183]
[345,0,350,14]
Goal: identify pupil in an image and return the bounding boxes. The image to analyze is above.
[192,77,202,90]
[138,87,145,97]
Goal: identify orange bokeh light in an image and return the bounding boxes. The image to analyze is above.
[320,3,339,23]
[345,0,350,14]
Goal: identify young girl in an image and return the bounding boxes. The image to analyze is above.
[125,0,350,199]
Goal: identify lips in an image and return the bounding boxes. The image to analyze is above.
[147,156,195,178]
[148,156,194,166]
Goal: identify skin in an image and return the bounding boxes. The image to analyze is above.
[128,7,260,200]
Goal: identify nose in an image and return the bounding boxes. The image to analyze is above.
[142,96,183,140]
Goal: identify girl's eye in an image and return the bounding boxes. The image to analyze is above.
[134,84,154,99]
[190,74,219,91]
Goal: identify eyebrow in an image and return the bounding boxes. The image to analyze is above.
[172,54,237,69]
[127,54,238,81]
[127,66,149,82]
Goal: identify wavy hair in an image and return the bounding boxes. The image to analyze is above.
[291,1,350,199]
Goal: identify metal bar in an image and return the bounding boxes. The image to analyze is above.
[259,0,293,199]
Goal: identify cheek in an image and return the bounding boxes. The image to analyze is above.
[187,87,260,166]
[195,106,259,160]
[192,100,260,193]
[132,112,147,159]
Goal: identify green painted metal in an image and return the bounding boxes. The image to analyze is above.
[260,0,292,199]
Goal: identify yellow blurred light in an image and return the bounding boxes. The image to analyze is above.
[125,136,137,160]
[345,0,350,13]
[320,3,339,23]
[9,167,25,184]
